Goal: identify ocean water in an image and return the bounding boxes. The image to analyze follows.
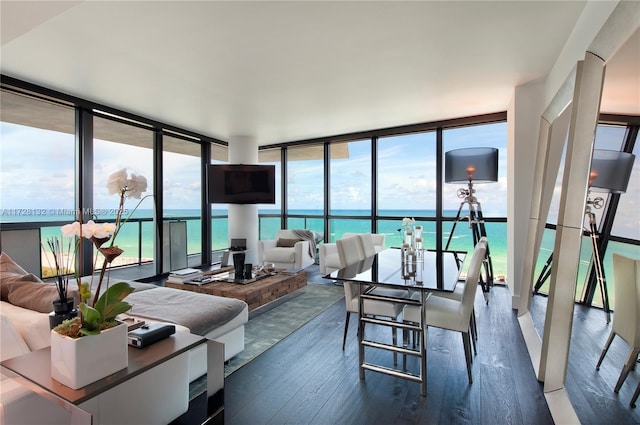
[20,208,640,287]
[22,207,640,309]
[28,209,508,273]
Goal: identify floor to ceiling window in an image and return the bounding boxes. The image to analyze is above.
[4,77,636,300]
[442,122,508,277]
[286,144,324,235]
[377,131,437,249]
[0,90,76,277]
[93,115,155,270]
[328,139,372,242]
[210,144,229,251]
[258,147,282,240]
[163,134,202,269]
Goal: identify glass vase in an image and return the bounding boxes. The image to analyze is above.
[403,228,414,249]
[414,225,424,262]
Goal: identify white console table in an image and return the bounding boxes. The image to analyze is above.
[0,332,224,424]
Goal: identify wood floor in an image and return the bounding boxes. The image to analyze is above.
[117,262,640,424]
[224,283,554,425]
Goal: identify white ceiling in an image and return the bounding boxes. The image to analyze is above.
[1,1,638,145]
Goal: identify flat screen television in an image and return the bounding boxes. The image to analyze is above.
[208,164,276,204]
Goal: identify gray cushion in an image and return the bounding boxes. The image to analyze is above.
[276,238,300,248]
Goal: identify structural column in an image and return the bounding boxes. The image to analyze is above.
[228,136,259,264]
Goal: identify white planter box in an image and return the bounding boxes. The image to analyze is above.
[50,322,128,389]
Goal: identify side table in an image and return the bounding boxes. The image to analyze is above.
[1,332,224,425]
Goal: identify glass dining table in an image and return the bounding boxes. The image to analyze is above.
[327,248,467,396]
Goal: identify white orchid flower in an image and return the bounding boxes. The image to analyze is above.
[402,217,415,227]
[82,220,115,239]
[106,168,128,196]
[61,221,82,238]
[125,173,148,199]
[106,169,148,199]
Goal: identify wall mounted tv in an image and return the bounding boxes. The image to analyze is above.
[208,164,276,204]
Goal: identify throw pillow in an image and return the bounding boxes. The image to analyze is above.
[1,251,81,311]
[0,252,28,275]
[276,238,300,248]
[0,252,29,300]
[5,277,80,313]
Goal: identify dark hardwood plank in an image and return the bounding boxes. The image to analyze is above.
[104,262,640,424]
[225,285,554,425]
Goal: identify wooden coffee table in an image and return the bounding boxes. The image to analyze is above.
[165,267,308,311]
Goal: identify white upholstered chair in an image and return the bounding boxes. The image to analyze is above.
[356,233,377,258]
[319,233,385,276]
[343,232,385,253]
[319,243,342,276]
[257,229,316,270]
[337,236,407,361]
[596,253,640,394]
[403,237,487,384]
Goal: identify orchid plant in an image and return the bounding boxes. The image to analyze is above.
[51,169,150,338]
[401,217,415,231]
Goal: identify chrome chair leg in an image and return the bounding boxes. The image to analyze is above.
[393,328,398,366]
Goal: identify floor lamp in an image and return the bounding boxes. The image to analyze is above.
[444,147,498,304]
[534,149,635,323]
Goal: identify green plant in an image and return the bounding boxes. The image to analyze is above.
[54,281,134,338]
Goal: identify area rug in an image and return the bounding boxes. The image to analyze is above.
[224,282,344,376]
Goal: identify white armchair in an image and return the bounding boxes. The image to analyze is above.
[257,229,316,270]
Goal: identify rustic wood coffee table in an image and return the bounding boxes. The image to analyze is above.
[165,267,308,311]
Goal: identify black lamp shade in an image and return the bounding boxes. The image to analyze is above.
[445,147,498,183]
[589,149,635,193]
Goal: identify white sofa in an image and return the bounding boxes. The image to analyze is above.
[0,252,248,424]
[319,233,386,275]
[257,229,317,269]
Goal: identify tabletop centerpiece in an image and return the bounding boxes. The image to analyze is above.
[400,217,416,263]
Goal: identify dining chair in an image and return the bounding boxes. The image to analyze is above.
[429,275,480,354]
[403,237,487,384]
[337,237,407,361]
[595,253,640,394]
[356,233,378,258]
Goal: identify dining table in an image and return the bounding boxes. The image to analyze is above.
[327,248,467,396]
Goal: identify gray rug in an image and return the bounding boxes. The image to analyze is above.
[189,282,344,399]
[224,282,344,376]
